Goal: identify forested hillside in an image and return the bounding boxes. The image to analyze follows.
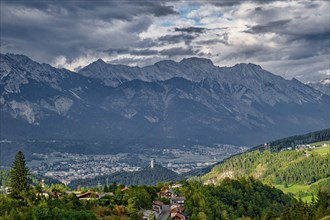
[252,128,330,152]
[183,177,296,219]
[202,142,330,202]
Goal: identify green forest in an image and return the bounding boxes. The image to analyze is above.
[202,143,330,203]
[182,177,329,220]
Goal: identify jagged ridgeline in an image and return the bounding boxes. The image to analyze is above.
[1,53,329,153]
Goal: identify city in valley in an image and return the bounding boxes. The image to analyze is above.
[28,145,248,185]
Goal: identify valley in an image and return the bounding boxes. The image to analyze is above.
[24,144,247,185]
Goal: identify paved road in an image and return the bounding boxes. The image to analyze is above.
[158,205,170,220]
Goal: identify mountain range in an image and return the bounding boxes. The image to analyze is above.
[308,78,330,96]
[0,53,329,153]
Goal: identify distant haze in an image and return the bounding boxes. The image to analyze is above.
[0,0,329,82]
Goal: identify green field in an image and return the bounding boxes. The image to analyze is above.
[310,141,330,156]
[275,177,330,203]
[310,140,330,148]
[275,184,313,202]
[312,146,330,156]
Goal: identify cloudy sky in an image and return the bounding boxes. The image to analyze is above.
[1,0,329,82]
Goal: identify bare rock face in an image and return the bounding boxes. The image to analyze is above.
[1,53,329,150]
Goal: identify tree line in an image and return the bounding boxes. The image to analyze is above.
[1,151,329,219]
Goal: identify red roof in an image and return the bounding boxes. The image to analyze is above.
[173,213,186,220]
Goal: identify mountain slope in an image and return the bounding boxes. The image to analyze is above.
[308,78,330,96]
[1,53,329,154]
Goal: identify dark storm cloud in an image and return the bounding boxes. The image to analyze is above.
[3,0,177,21]
[0,0,177,63]
[224,45,269,61]
[245,19,291,34]
[106,48,130,55]
[289,31,330,42]
[158,34,196,45]
[210,0,285,7]
[196,39,229,46]
[159,47,195,57]
[106,48,159,56]
[130,49,160,56]
[174,27,206,33]
[210,0,250,7]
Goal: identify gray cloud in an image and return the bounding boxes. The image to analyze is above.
[210,0,287,7]
[174,27,206,33]
[196,39,229,46]
[158,34,196,45]
[3,1,177,21]
[106,48,159,56]
[159,47,196,57]
[245,19,291,34]
[289,31,330,42]
[0,0,176,63]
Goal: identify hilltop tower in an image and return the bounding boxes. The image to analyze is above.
[264,143,270,150]
[151,158,155,169]
[41,178,45,190]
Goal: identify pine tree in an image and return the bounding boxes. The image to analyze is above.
[10,151,29,199]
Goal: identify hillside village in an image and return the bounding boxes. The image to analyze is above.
[2,178,189,220]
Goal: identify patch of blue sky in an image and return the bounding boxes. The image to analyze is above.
[178,4,226,26]
[178,4,200,18]
[192,17,203,26]
[160,21,175,27]
[213,11,224,18]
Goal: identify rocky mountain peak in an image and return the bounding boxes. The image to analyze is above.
[1,53,329,149]
[179,57,214,66]
[232,63,263,72]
